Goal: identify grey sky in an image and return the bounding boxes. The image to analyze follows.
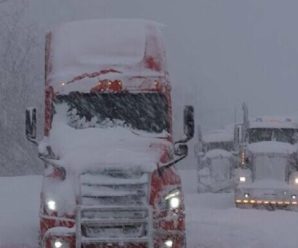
[27,0,298,132]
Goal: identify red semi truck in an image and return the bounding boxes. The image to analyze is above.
[25,19,194,248]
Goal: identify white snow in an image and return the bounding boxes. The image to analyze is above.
[50,19,146,78]
[198,149,233,193]
[203,129,233,143]
[247,141,296,154]
[1,171,298,247]
[0,176,41,247]
[48,19,166,93]
[179,169,298,248]
[42,175,77,217]
[44,119,170,173]
[204,149,232,159]
[40,115,171,216]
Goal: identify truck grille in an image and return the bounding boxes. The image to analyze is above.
[76,169,152,248]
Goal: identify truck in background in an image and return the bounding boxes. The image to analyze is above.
[25,19,194,248]
[234,105,298,209]
[195,126,235,193]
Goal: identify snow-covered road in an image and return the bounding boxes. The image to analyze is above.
[0,170,298,248]
[180,169,298,248]
[0,176,41,248]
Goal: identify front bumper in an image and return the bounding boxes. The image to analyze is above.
[41,214,186,248]
[235,186,298,208]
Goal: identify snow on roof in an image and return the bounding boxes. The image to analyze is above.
[47,19,167,93]
[249,116,298,129]
[247,141,296,155]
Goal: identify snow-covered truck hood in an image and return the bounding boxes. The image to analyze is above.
[40,120,171,173]
[40,121,172,216]
[247,141,296,183]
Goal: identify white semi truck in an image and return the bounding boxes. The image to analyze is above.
[234,113,298,209]
[195,127,235,193]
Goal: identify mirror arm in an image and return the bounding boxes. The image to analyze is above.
[174,138,189,146]
[158,153,187,175]
[38,154,64,170]
[38,154,66,180]
[27,137,38,146]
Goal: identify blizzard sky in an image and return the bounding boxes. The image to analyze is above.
[26,0,298,131]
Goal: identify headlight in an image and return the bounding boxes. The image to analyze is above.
[239,176,246,183]
[54,240,63,248]
[51,239,69,248]
[291,194,296,200]
[46,199,56,211]
[289,172,298,185]
[244,193,249,198]
[164,189,181,209]
[169,197,180,209]
[164,239,173,247]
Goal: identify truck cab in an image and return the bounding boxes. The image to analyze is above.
[235,116,298,209]
[25,19,194,248]
[196,128,235,193]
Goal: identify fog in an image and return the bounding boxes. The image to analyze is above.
[1,0,298,173]
[25,0,298,130]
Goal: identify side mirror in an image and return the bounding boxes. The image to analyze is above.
[25,107,37,144]
[175,143,188,156]
[161,106,195,172]
[184,105,194,141]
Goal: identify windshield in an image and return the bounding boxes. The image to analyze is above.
[248,128,298,144]
[53,92,169,133]
[205,141,233,151]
